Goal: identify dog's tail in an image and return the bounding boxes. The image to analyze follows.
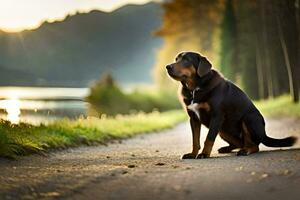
[262,136,297,147]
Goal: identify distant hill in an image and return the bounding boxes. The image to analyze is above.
[0,2,162,87]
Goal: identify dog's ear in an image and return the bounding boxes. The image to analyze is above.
[197,56,212,77]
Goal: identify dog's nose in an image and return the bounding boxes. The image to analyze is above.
[166,65,172,70]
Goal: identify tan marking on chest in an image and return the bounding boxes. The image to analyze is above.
[187,102,210,119]
[188,102,210,111]
[197,102,210,112]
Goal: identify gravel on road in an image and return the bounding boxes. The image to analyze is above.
[0,118,300,200]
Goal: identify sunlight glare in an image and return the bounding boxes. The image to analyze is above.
[0,97,21,124]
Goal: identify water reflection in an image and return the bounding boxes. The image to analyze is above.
[0,98,21,124]
[0,87,89,125]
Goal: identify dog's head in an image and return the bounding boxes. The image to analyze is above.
[166,52,212,82]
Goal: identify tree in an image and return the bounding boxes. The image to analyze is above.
[154,0,224,91]
[275,0,299,102]
[259,0,274,98]
[234,0,259,99]
[219,0,238,82]
[155,0,299,101]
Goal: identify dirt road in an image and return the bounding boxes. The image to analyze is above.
[1,118,300,200]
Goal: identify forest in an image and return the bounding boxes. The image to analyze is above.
[154,0,300,102]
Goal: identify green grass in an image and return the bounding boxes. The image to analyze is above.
[0,110,186,159]
[4,95,297,159]
[255,95,300,118]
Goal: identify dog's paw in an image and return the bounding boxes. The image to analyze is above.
[182,153,197,159]
[236,149,250,156]
[218,146,234,154]
[196,153,210,159]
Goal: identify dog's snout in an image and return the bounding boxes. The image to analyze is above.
[166,65,172,70]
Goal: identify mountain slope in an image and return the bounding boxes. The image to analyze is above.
[0,2,162,87]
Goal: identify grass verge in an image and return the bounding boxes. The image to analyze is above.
[0,110,186,159]
[255,95,300,118]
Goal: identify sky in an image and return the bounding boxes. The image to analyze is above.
[0,0,154,32]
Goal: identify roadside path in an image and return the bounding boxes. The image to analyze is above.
[0,118,300,200]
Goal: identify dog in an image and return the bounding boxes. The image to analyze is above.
[187,87,204,119]
[166,51,297,159]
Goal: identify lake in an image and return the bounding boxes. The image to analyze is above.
[0,87,90,125]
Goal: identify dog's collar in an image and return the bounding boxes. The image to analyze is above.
[193,70,223,94]
[180,70,223,95]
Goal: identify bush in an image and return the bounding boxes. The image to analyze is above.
[86,73,181,116]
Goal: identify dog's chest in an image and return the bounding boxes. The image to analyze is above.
[187,102,211,120]
[189,102,210,112]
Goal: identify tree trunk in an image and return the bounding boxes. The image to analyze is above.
[255,38,265,99]
[276,13,299,103]
[296,0,300,102]
[260,1,274,99]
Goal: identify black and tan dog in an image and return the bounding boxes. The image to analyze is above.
[166,51,297,159]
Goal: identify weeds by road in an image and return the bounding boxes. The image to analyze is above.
[0,110,186,159]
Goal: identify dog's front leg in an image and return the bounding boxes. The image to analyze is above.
[197,113,223,159]
[182,111,201,159]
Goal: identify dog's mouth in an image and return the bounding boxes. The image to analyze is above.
[167,69,185,81]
